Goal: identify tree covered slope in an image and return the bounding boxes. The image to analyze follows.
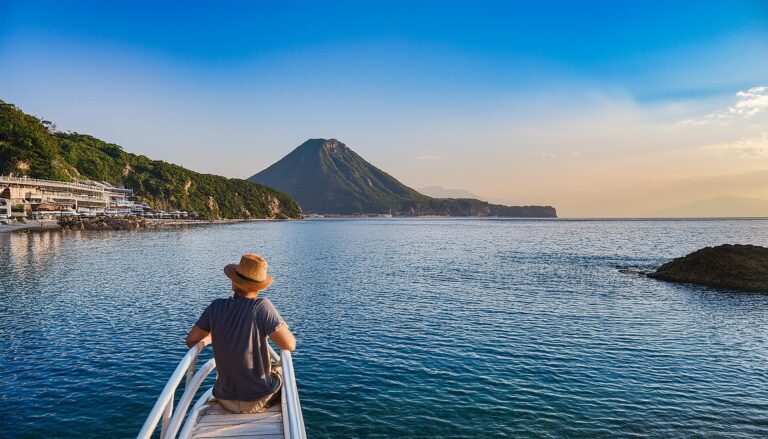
[0,100,302,219]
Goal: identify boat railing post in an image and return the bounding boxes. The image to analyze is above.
[136,341,207,439]
[186,357,197,389]
[177,388,214,439]
[268,343,280,364]
[160,394,173,439]
[164,358,217,439]
[280,350,306,439]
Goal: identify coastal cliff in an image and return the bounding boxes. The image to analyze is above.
[249,138,556,217]
[0,101,302,219]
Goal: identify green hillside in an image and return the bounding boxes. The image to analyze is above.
[0,100,302,219]
[249,138,556,217]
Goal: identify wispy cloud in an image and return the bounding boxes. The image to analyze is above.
[703,132,768,158]
[732,86,768,117]
[680,85,768,126]
[417,154,441,161]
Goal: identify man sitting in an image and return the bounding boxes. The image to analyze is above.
[186,253,296,414]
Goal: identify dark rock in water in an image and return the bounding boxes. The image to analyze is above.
[649,244,768,292]
[618,267,653,276]
[59,216,149,231]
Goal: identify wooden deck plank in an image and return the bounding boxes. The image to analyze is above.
[190,401,284,439]
[197,419,281,428]
[193,422,283,438]
[197,416,282,428]
[198,412,282,424]
[191,435,283,439]
[194,422,282,435]
[196,420,281,429]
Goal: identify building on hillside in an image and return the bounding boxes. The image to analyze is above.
[0,176,137,213]
[0,197,11,218]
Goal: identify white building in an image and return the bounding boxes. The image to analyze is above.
[0,176,136,212]
[0,197,11,218]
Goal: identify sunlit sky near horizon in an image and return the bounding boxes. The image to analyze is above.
[1,0,767,217]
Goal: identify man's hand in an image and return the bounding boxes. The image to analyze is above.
[186,325,211,349]
[269,325,296,351]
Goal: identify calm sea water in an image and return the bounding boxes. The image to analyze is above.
[2,218,768,438]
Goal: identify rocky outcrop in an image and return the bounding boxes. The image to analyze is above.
[649,244,768,292]
[59,216,149,231]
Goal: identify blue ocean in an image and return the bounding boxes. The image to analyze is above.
[2,218,768,438]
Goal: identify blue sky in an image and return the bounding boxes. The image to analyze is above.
[1,0,767,216]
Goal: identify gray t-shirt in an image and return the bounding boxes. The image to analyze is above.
[195,295,286,400]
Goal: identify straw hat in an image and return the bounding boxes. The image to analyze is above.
[224,254,273,291]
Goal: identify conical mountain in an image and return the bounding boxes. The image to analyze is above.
[249,138,556,217]
[249,139,422,214]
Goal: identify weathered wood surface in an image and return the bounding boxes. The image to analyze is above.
[191,402,283,439]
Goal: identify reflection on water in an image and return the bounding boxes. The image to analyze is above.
[6,230,64,274]
[1,219,768,438]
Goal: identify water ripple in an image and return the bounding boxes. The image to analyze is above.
[1,219,768,437]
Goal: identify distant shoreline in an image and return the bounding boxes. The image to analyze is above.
[301,214,558,219]
[4,215,766,235]
[0,217,293,234]
[303,215,768,220]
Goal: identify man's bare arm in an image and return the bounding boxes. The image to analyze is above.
[269,325,296,351]
[185,325,212,348]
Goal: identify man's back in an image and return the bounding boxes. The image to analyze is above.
[195,295,286,401]
[186,253,296,413]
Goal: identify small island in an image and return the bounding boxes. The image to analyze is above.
[649,244,768,292]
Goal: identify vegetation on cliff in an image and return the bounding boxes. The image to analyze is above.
[0,100,302,219]
[249,138,556,217]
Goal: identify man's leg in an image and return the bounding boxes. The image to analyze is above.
[218,398,243,413]
[241,365,283,413]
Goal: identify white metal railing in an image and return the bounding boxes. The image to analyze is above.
[279,349,306,439]
[176,388,213,439]
[0,175,133,196]
[137,341,305,439]
[136,341,210,439]
[1,175,107,193]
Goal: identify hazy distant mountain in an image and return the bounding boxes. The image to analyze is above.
[249,138,556,217]
[650,195,768,218]
[418,185,486,200]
